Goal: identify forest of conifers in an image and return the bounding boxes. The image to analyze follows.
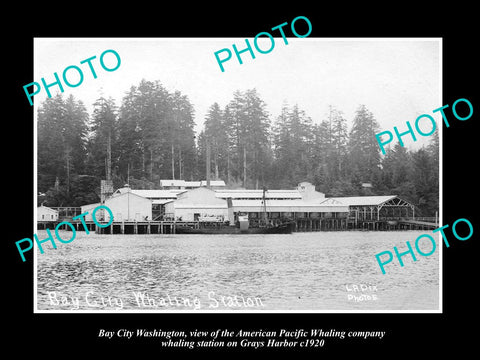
[37,79,439,216]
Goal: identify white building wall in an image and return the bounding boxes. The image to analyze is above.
[165,187,229,221]
[105,192,152,222]
[80,203,101,222]
[37,206,58,221]
[175,206,228,222]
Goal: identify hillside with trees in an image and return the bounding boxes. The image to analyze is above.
[37,80,439,216]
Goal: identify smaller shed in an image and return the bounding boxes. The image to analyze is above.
[37,205,58,222]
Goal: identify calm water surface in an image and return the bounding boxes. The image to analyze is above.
[36,230,439,311]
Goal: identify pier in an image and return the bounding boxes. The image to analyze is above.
[38,219,194,235]
[292,217,438,232]
[36,194,438,234]
[38,216,439,234]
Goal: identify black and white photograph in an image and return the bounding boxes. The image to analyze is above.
[33,37,441,313]
[6,6,479,355]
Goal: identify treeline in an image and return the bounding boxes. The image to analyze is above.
[37,79,439,216]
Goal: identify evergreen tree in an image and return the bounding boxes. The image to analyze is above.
[347,105,381,188]
[86,96,118,180]
[136,79,171,182]
[226,89,272,188]
[329,106,348,180]
[36,81,439,215]
[381,143,416,202]
[272,102,314,187]
[37,94,89,203]
[63,95,89,175]
[411,148,437,216]
[427,130,440,193]
[204,102,228,180]
[310,120,331,191]
[115,80,197,184]
[117,85,144,183]
[170,91,197,181]
[38,94,68,192]
[195,130,207,181]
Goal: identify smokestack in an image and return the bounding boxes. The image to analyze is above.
[206,141,211,188]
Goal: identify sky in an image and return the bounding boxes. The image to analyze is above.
[33,38,441,149]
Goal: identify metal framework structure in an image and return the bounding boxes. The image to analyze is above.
[348,196,415,221]
[377,197,415,220]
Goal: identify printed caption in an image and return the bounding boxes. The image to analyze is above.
[98,328,386,349]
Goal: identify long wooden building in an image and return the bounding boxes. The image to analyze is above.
[44,181,435,233]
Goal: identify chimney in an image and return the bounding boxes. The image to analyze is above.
[206,141,211,188]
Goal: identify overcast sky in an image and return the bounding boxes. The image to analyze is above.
[34,38,441,149]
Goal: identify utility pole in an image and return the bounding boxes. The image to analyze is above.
[243,145,247,188]
[106,129,112,181]
[227,151,231,185]
[206,141,211,188]
[179,148,183,180]
[150,149,154,181]
[171,143,175,180]
[66,147,70,197]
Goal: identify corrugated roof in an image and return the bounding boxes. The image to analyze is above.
[185,181,201,187]
[175,204,228,209]
[130,189,185,199]
[160,179,187,187]
[200,180,226,187]
[231,199,347,208]
[37,205,58,213]
[216,190,302,199]
[152,199,174,205]
[329,195,398,206]
[216,189,298,193]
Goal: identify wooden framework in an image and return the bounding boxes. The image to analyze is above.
[349,196,415,222]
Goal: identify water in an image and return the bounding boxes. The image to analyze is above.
[36,230,439,311]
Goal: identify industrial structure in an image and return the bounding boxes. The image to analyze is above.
[37,180,436,233]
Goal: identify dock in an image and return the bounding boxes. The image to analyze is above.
[37,216,439,234]
[38,220,193,234]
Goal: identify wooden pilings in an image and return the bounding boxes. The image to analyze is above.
[40,218,438,234]
[93,221,181,234]
[293,218,348,232]
[291,218,438,232]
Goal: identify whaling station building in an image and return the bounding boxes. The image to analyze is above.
[38,180,437,234]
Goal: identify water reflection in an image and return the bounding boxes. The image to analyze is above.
[37,231,439,311]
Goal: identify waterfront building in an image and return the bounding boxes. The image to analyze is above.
[37,205,58,222]
[81,187,152,222]
[74,181,424,232]
[328,195,416,222]
[163,187,232,222]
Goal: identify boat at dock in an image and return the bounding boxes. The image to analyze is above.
[176,188,295,234]
[175,220,295,234]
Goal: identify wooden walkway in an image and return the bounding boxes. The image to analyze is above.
[37,217,439,233]
[397,219,439,229]
[38,220,190,234]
